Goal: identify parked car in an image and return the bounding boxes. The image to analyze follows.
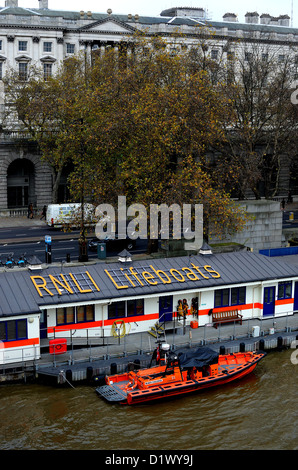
[88,234,136,252]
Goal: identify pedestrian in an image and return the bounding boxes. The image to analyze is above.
[29,203,34,219]
[40,205,47,220]
[287,190,293,204]
[281,198,285,211]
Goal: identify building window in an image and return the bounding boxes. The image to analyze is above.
[0,319,27,342]
[57,306,75,325]
[231,286,246,305]
[43,41,52,52]
[66,43,75,54]
[0,63,2,80]
[127,299,144,317]
[0,40,2,51]
[215,287,246,308]
[77,305,94,323]
[214,289,229,308]
[108,299,144,319]
[18,40,27,51]
[211,49,218,60]
[18,62,28,80]
[56,305,94,325]
[108,301,126,319]
[278,281,292,300]
[43,63,52,80]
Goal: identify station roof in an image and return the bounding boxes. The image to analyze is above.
[0,251,298,317]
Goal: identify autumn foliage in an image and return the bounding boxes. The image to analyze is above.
[3,33,249,242]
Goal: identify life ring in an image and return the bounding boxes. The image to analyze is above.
[111,320,131,338]
[125,377,136,391]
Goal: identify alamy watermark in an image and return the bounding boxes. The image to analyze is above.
[95,196,203,250]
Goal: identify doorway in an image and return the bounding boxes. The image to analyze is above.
[159,295,173,323]
[294,282,298,311]
[7,159,35,208]
[40,310,48,339]
[263,286,275,317]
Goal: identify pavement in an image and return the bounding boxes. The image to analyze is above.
[1,201,298,230]
[0,215,46,228]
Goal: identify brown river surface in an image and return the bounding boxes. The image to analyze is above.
[0,349,297,451]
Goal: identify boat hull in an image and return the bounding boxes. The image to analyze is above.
[96,351,266,405]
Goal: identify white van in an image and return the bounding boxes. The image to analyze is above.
[46,203,95,228]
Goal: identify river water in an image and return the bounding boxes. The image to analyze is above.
[0,349,297,451]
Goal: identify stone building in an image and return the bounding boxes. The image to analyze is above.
[0,2,297,213]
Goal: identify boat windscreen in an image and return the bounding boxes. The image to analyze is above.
[177,347,219,369]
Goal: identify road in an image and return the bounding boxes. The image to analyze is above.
[0,225,147,264]
[0,209,297,265]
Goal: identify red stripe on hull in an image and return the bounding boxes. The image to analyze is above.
[127,362,258,405]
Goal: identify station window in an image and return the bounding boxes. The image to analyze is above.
[108,299,144,319]
[214,288,229,308]
[278,281,292,300]
[56,306,75,325]
[77,305,94,323]
[56,305,94,325]
[231,286,246,305]
[214,287,246,308]
[127,299,144,317]
[0,319,27,342]
[108,301,125,319]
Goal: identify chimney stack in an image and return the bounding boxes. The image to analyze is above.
[260,13,271,24]
[5,0,18,7]
[245,12,259,24]
[223,13,238,22]
[38,0,48,9]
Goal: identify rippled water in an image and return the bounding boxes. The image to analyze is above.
[0,350,297,450]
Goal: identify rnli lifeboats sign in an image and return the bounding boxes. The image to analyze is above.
[30,263,221,297]
[31,271,100,297]
[104,263,220,289]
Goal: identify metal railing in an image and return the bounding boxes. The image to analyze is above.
[40,311,298,366]
[1,312,297,376]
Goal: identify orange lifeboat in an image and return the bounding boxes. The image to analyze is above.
[95,345,266,405]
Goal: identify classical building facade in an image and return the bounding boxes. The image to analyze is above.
[0,1,297,212]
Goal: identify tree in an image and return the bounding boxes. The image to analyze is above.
[3,33,248,248]
[213,38,298,199]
